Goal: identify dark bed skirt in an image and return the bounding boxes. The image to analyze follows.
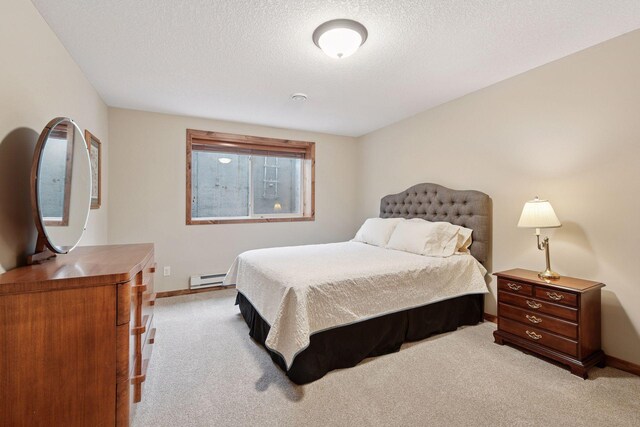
[236,292,484,384]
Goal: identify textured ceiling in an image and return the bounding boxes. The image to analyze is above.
[31,1,640,136]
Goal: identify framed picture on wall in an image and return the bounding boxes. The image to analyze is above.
[84,130,102,209]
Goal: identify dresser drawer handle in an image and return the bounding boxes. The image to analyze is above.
[526,330,542,340]
[130,372,146,385]
[132,283,148,293]
[131,315,149,336]
[546,292,564,301]
[130,359,149,385]
[526,300,542,309]
[525,315,542,324]
[507,283,522,291]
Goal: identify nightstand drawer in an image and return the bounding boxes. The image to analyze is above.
[535,287,577,307]
[498,291,578,322]
[499,303,577,339]
[500,318,578,357]
[497,279,533,295]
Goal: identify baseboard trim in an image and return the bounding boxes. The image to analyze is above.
[483,312,497,323]
[156,285,235,299]
[605,355,640,377]
[483,312,639,377]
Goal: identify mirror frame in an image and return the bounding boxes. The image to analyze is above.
[30,117,92,255]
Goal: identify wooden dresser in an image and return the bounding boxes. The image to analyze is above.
[493,269,605,378]
[0,244,156,426]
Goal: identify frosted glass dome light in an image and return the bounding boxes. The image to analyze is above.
[318,28,362,59]
[313,19,368,59]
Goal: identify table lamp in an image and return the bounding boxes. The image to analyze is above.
[517,196,562,280]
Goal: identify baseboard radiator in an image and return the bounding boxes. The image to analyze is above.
[190,273,226,290]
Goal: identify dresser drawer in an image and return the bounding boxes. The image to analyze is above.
[498,291,578,322]
[142,321,155,362]
[131,262,154,328]
[129,320,138,378]
[140,313,154,356]
[142,285,155,327]
[138,259,156,327]
[116,281,132,326]
[497,278,533,296]
[499,303,577,339]
[500,318,578,357]
[535,287,577,307]
[143,261,156,290]
[131,271,146,327]
[131,332,154,404]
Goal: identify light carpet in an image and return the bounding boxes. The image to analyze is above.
[133,290,640,427]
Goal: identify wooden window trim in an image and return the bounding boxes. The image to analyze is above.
[186,129,315,225]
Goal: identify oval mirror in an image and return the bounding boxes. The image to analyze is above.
[31,117,91,255]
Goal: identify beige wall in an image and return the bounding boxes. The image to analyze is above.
[107,108,359,292]
[357,30,640,364]
[0,0,109,273]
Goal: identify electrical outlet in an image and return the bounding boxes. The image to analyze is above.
[163,266,171,277]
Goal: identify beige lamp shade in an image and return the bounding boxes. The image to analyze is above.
[517,197,561,229]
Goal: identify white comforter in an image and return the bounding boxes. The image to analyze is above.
[223,241,488,369]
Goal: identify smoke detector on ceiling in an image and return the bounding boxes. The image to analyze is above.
[290,93,308,101]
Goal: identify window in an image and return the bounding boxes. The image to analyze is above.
[186,129,315,224]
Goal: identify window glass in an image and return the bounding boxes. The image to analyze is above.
[191,152,302,218]
[191,151,249,218]
[251,155,302,215]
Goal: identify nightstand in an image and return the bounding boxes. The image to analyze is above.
[493,269,605,379]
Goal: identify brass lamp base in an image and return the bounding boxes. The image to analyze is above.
[535,235,561,281]
[538,268,560,281]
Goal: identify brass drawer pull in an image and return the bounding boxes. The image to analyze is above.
[525,315,542,324]
[526,330,542,340]
[526,300,542,309]
[507,283,522,291]
[546,292,564,301]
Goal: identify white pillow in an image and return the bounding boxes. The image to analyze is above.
[456,226,473,253]
[353,218,404,247]
[407,219,461,256]
[385,220,436,255]
[386,218,473,257]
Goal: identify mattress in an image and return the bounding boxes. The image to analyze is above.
[223,241,488,369]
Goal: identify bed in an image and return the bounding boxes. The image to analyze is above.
[225,183,492,384]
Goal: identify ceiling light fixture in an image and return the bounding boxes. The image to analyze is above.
[290,93,308,101]
[312,19,368,59]
[218,157,232,164]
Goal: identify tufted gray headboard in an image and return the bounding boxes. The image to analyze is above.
[380,183,492,268]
